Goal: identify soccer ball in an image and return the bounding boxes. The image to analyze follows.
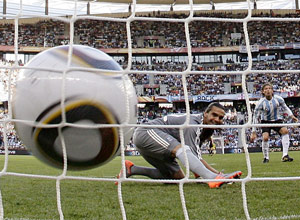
[12,45,137,170]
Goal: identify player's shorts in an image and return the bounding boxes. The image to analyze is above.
[261,120,284,134]
[132,127,181,178]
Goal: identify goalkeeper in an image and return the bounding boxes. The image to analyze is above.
[117,102,242,188]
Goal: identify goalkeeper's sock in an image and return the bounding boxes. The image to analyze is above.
[281,134,290,157]
[176,145,217,179]
[115,161,165,185]
[130,165,165,179]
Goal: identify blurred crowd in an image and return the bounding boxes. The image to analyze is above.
[0,10,300,152]
[126,59,300,96]
[1,58,299,97]
[0,58,300,151]
[0,11,299,48]
[0,108,25,151]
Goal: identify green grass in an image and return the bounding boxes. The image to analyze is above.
[0,151,300,220]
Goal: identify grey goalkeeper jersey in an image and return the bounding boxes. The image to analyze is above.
[146,114,212,158]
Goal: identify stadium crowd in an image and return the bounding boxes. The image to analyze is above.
[126,59,300,96]
[1,58,300,97]
[0,10,300,153]
[0,12,299,49]
[0,108,25,151]
[1,57,300,151]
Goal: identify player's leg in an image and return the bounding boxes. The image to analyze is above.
[132,128,241,188]
[279,127,293,162]
[133,128,218,179]
[261,130,270,163]
[131,147,184,179]
[173,145,243,188]
[131,128,184,179]
[173,145,218,179]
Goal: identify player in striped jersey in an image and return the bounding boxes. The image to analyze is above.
[116,102,242,188]
[250,83,298,163]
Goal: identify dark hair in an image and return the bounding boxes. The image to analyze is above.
[262,83,273,91]
[204,102,225,113]
[261,83,273,97]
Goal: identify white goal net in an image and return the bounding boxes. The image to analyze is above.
[1,0,300,220]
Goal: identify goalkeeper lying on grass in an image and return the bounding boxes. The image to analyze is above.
[116,102,242,188]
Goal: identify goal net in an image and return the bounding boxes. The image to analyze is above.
[1,0,300,220]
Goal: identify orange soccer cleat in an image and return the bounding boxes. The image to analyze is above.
[208,171,242,189]
[115,160,134,185]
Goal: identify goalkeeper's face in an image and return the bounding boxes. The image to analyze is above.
[203,106,225,125]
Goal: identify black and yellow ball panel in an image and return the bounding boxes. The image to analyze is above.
[33,100,119,170]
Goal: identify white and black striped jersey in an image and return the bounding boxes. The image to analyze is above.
[252,95,293,130]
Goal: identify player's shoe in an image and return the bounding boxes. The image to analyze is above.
[208,171,242,189]
[115,160,134,185]
[281,155,293,162]
[263,158,269,163]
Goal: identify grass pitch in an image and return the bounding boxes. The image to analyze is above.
[0,151,300,220]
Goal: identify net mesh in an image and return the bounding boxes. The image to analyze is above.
[1,0,300,220]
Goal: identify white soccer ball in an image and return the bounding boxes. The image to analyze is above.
[12,45,137,170]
